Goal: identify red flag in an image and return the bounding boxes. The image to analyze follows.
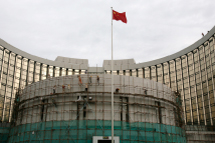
[112,10,127,23]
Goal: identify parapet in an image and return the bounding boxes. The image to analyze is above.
[55,56,88,67]
[103,59,136,70]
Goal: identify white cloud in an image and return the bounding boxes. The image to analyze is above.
[0,0,214,66]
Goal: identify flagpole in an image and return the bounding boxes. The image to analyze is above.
[111,7,114,143]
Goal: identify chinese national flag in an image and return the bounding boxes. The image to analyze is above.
[112,10,127,23]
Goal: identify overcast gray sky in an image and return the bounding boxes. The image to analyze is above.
[0,0,214,67]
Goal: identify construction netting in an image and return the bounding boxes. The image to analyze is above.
[0,123,10,143]
[7,74,186,142]
[8,120,186,143]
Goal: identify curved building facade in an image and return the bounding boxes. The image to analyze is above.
[0,26,214,142]
[8,75,186,142]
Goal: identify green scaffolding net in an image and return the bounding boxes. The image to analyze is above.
[8,120,186,143]
[0,126,10,143]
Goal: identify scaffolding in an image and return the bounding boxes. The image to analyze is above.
[8,74,186,143]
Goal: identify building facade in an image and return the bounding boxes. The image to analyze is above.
[0,26,215,142]
[8,74,186,142]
